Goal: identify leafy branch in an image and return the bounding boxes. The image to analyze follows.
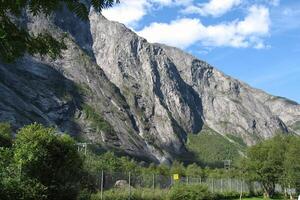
[0,0,119,63]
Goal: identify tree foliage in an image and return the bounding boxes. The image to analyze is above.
[242,135,300,198]
[0,0,119,62]
[0,123,84,200]
[282,136,300,194]
[0,122,13,147]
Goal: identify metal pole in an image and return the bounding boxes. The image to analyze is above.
[129,172,131,200]
[152,174,155,190]
[100,170,104,200]
[221,179,223,193]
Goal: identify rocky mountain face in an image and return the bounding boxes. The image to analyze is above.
[0,8,299,163]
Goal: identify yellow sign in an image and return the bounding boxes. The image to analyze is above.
[173,174,179,180]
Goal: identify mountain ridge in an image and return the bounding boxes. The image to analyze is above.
[0,8,299,163]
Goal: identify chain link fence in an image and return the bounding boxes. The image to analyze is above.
[91,172,264,195]
[85,171,299,199]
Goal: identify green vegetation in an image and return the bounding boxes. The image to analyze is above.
[167,184,212,200]
[0,0,118,63]
[234,198,284,200]
[0,122,13,147]
[82,104,114,133]
[1,122,299,200]
[91,188,167,200]
[186,126,245,167]
[0,123,84,200]
[241,135,300,199]
[226,134,247,147]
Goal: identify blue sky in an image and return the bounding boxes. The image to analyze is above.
[103,0,300,103]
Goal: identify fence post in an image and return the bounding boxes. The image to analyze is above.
[152,173,155,190]
[186,176,189,184]
[230,178,232,192]
[239,179,243,200]
[100,170,104,200]
[129,172,131,200]
[221,179,223,193]
[212,178,214,193]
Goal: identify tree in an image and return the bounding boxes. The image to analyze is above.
[13,123,83,200]
[282,136,300,199]
[185,163,203,178]
[0,122,13,147]
[0,0,119,63]
[170,161,185,176]
[242,135,287,198]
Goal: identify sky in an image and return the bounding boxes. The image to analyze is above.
[102,0,300,103]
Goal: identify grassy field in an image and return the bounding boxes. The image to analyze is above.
[185,125,246,167]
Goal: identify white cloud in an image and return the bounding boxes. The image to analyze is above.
[182,0,241,17]
[137,5,270,49]
[138,18,204,48]
[236,5,270,36]
[102,0,192,27]
[102,0,149,27]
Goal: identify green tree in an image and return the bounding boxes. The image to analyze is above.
[13,123,83,200]
[242,135,287,198]
[0,0,119,63]
[282,136,300,198]
[170,161,185,176]
[0,122,13,147]
[185,163,203,177]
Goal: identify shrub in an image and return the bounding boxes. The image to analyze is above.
[212,191,249,200]
[13,123,84,200]
[0,122,13,147]
[77,188,92,200]
[167,184,213,200]
[91,188,167,200]
[0,176,47,200]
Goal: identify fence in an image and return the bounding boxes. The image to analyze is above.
[85,171,299,199]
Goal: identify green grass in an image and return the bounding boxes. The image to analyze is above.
[226,134,247,147]
[234,198,284,200]
[186,126,245,167]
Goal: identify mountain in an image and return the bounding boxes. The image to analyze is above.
[0,8,299,164]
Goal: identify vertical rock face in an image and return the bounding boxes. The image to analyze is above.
[89,12,298,146]
[0,9,299,163]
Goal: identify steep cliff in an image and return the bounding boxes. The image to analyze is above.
[0,8,299,163]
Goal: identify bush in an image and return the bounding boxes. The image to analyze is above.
[0,122,13,147]
[0,176,47,200]
[91,188,167,200]
[77,188,92,200]
[167,184,213,200]
[212,191,248,200]
[13,123,84,200]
